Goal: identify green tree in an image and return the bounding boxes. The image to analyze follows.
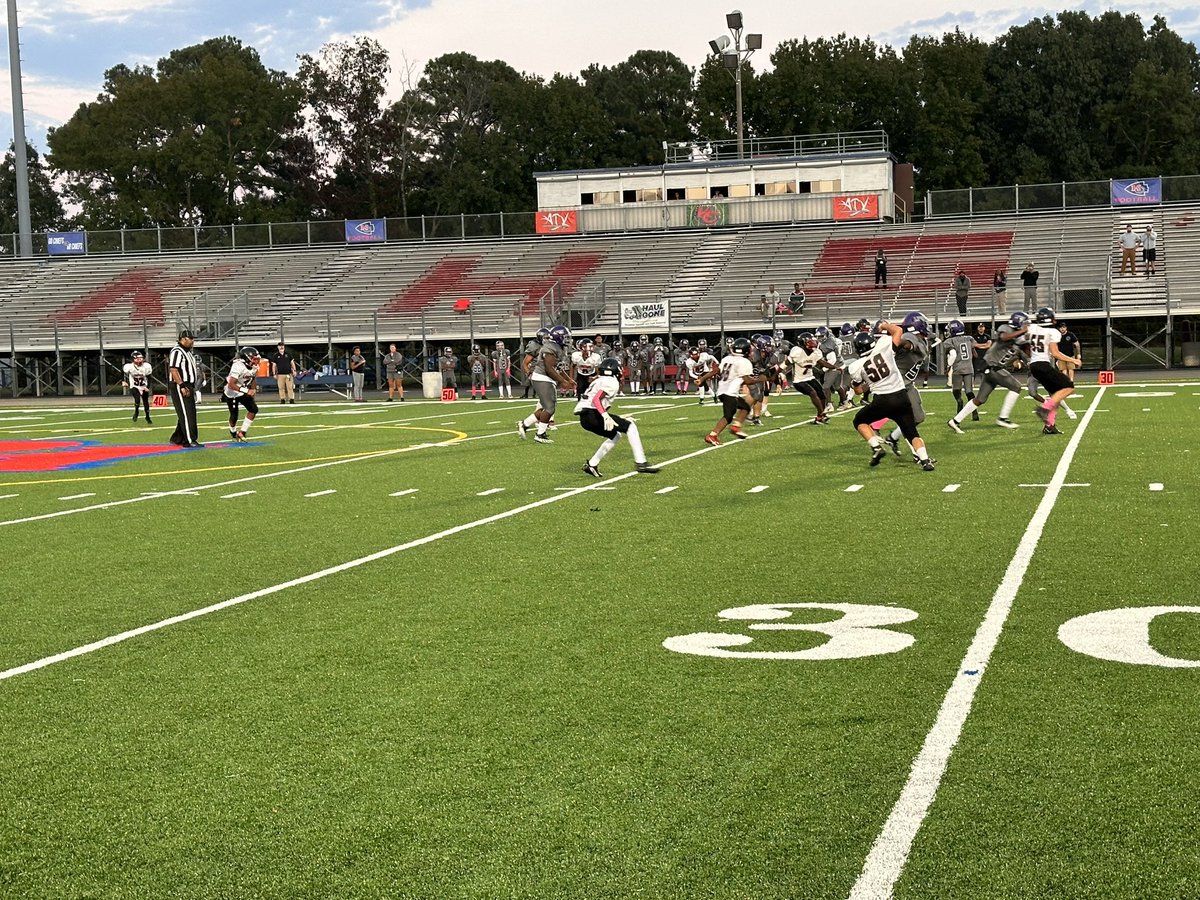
[47,37,310,228]
[582,50,695,166]
[0,143,67,234]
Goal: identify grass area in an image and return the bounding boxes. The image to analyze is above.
[0,384,1197,898]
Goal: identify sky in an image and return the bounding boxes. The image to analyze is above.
[2,0,1199,154]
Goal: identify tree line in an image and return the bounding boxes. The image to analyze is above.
[2,10,1199,233]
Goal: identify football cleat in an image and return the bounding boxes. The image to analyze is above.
[534,434,553,444]
[1064,407,1079,420]
[920,458,937,471]
[996,417,1019,429]
[813,415,829,425]
[517,420,528,439]
[730,426,748,440]
[947,418,964,434]
[704,433,721,446]
[869,445,887,467]
[635,462,660,474]
[885,435,901,456]
[582,463,602,478]
[1042,425,1062,435]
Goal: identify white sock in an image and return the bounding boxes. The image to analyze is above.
[888,426,901,442]
[625,422,647,464]
[915,446,929,461]
[241,416,253,434]
[999,392,1019,420]
[522,414,538,428]
[954,400,977,424]
[590,435,619,467]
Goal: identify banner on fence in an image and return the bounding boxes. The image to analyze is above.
[345,218,387,243]
[620,301,669,330]
[1110,178,1161,206]
[535,210,578,234]
[47,231,87,256]
[687,203,727,227]
[832,194,880,221]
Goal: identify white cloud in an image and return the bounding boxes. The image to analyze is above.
[20,0,178,28]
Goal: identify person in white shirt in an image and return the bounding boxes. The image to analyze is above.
[847,323,935,470]
[703,337,767,445]
[574,358,659,477]
[690,339,717,404]
[122,350,153,424]
[224,347,261,442]
[1026,307,1077,435]
[1143,225,1157,275]
[1118,224,1140,275]
[571,339,602,398]
[786,331,840,423]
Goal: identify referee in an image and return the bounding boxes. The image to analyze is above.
[168,329,202,448]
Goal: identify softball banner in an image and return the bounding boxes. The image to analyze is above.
[620,301,669,330]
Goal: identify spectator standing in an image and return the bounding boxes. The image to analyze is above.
[953,269,971,316]
[269,341,297,404]
[992,269,1008,316]
[383,342,405,401]
[349,345,366,401]
[1020,263,1039,312]
[122,350,153,424]
[1143,225,1157,275]
[760,285,780,322]
[874,249,888,287]
[1118,224,1139,276]
[788,283,806,316]
[167,330,201,447]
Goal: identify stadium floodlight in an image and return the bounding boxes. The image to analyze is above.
[708,10,762,160]
[6,0,32,258]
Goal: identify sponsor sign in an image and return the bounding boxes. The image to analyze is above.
[1111,178,1161,206]
[688,203,727,227]
[536,210,578,235]
[620,301,669,330]
[833,194,880,221]
[345,218,387,243]
[47,231,87,256]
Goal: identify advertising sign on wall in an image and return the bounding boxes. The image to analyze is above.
[47,231,87,256]
[1110,178,1162,205]
[536,210,578,234]
[345,219,387,243]
[832,194,880,221]
[620,302,669,330]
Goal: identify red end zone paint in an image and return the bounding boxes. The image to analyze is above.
[0,440,190,473]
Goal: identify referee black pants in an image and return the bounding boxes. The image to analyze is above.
[169,384,199,446]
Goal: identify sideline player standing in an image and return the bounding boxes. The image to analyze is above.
[576,358,660,476]
[491,340,514,399]
[703,337,766,444]
[167,330,200,447]
[123,350,153,424]
[1027,308,1076,435]
[847,323,935,470]
[224,347,261,442]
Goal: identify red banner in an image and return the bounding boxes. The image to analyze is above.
[536,210,578,235]
[833,194,880,221]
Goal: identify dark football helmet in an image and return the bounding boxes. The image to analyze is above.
[131,350,144,360]
[598,358,621,378]
[839,322,854,337]
[1009,311,1030,327]
[853,332,877,357]
[901,311,929,335]
[549,324,572,347]
[578,340,594,355]
[442,346,452,355]
[815,325,830,340]
[535,326,551,340]
[947,320,966,337]
[495,340,505,350]
[732,337,751,355]
[1035,307,1056,325]
[240,346,260,365]
[856,318,871,331]
[799,331,817,350]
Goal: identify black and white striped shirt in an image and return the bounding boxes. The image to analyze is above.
[168,344,198,386]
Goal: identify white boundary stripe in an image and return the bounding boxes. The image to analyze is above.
[849,386,1106,900]
[304,489,337,498]
[477,488,505,496]
[747,485,769,493]
[0,437,736,684]
[390,489,418,497]
[845,484,864,493]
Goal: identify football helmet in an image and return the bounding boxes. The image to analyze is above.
[240,346,260,365]
[773,328,785,342]
[535,326,551,340]
[799,331,817,350]
[853,332,877,357]
[495,340,505,350]
[1009,310,1030,327]
[653,336,663,346]
[578,340,594,355]
[839,322,855,337]
[598,358,621,378]
[443,346,452,355]
[856,317,871,331]
[678,339,689,350]
[732,337,752,355]
[131,350,144,360]
[549,324,572,347]
[696,339,708,351]
[872,319,887,335]
[689,349,700,360]
[815,325,830,340]
[639,334,649,344]
[471,344,480,353]
[754,334,773,352]
[901,311,929,335]
[947,320,966,337]
[1035,306,1056,325]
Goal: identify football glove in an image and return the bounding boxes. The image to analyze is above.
[601,413,616,431]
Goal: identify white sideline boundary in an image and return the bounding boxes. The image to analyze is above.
[0,417,815,684]
[848,385,1107,900]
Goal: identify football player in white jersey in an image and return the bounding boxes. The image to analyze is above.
[847,323,935,470]
[1026,307,1076,434]
[574,358,660,477]
[122,350,154,424]
[571,339,601,398]
[692,339,717,404]
[786,331,840,424]
[224,347,261,442]
[703,337,767,445]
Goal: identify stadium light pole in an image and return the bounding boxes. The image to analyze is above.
[6,0,32,257]
[708,10,762,160]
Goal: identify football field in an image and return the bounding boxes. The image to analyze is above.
[0,383,1197,899]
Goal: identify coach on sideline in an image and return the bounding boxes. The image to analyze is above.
[168,329,202,448]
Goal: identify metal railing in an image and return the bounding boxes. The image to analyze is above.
[927,175,1200,217]
[664,130,888,164]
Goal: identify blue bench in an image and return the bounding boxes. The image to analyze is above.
[257,374,355,399]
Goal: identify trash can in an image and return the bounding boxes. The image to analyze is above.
[1182,342,1200,367]
[421,371,443,398]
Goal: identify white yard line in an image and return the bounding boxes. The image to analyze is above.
[58,493,96,501]
[390,489,419,497]
[746,485,769,493]
[0,493,18,500]
[304,489,337,498]
[845,484,864,493]
[0,436,740,684]
[942,484,961,493]
[220,491,256,500]
[476,488,505,496]
[849,385,1106,900]
[655,485,679,495]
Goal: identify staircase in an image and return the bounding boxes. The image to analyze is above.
[661,232,745,323]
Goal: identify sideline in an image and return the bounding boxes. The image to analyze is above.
[0,415,817,683]
[848,386,1107,900]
